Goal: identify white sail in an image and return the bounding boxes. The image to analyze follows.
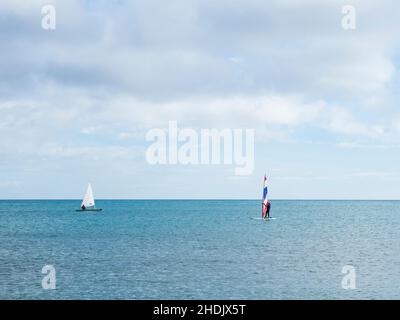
[81,183,95,209]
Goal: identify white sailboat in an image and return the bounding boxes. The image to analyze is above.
[76,183,102,212]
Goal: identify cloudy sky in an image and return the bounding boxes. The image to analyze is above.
[1,0,400,199]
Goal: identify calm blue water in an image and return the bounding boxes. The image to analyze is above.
[0,200,399,299]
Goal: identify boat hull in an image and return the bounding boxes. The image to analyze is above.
[75,209,103,212]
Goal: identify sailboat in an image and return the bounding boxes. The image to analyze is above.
[261,174,270,219]
[76,183,102,212]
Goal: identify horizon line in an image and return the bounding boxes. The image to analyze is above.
[1,198,400,201]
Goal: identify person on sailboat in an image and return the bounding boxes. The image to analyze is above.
[81,204,86,210]
[265,201,271,218]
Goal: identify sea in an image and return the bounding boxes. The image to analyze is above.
[0,200,399,299]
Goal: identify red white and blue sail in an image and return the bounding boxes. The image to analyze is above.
[262,175,268,219]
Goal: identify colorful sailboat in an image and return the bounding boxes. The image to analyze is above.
[262,174,269,219]
[76,183,102,212]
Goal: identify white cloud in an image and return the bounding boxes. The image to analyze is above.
[336,141,400,149]
[323,107,383,137]
[0,90,391,158]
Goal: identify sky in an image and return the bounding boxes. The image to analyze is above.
[1,0,400,199]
